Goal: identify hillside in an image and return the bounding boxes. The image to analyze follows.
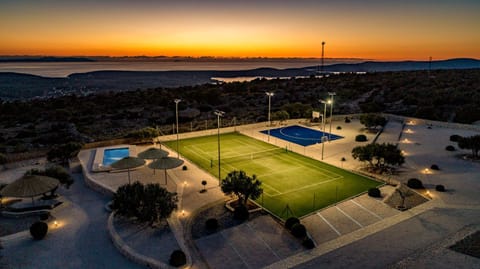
[1,58,479,100]
[0,68,479,156]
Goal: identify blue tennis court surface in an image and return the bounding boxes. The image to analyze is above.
[260,125,343,146]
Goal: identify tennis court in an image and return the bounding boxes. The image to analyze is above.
[260,125,343,146]
[166,132,380,219]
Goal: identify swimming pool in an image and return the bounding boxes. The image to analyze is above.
[103,147,130,166]
[260,125,343,146]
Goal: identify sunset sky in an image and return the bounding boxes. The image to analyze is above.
[1,0,479,60]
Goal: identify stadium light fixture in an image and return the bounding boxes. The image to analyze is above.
[266,92,274,142]
[214,110,225,185]
[174,99,182,158]
[328,92,336,141]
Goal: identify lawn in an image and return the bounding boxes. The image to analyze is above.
[165,132,381,219]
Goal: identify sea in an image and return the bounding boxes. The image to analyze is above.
[0,58,361,78]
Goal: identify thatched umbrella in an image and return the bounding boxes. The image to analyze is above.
[138,148,169,175]
[0,175,60,204]
[110,156,146,184]
[148,157,184,185]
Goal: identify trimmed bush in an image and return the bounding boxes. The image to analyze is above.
[355,134,367,142]
[302,238,315,249]
[435,185,446,192]
[182,165,188,171]
[336,126,342,130]
[205,218,219,230]
[285,217,300,230]
[430,164,440,170]
[291,223,307,238]
[368,188,381,198]
[233,205,249,220]
[450,134,462,142]
[407,178,424,189]
[445,145,455,151]
[345,117,351,123]
[30,221,48,240]
[169,249,187,267]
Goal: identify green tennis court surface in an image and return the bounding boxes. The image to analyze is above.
[165,132,381,219]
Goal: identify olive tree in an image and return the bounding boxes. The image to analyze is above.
[221,170,263,207]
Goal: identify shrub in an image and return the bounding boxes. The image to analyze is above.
[291,223,307,238]
[285,217,300,230]
[450,134,462,142]
[233,205,249,220]
[336,126,342,130]
[205,218,219,230]
[407,178,423,189]
[435,185,446,192]
[182,165,187,171]
[355,134,367,142]
[344,117,351,123]
[445,145,455,151]
[30,221,48,240]
[341,157,346,162]
[430,164,439,170]
[302,238,315,249]
[368,188,381,198]
[169,249,187,267]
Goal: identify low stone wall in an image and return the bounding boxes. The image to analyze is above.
[107,213,176,269]
[383,113,480,132]
[79,150,115,198]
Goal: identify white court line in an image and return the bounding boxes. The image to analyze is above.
[246,223,281,260]
[351,199,383,220]
[335,206,363,228]
[220,231,252,269]
[316,212,341,236]
[267,177,342,197]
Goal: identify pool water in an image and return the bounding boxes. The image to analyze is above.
[103,148,129,166]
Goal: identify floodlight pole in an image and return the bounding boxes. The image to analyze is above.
[321,41,325,75]
[174,99,181,158]
[214,110,225,186]
[266,92,274,142]
[319,99,330,160]
[328,92,336,141]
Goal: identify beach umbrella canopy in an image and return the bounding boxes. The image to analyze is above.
[148,157,184,184]
[0,175,59,203]
[138,147,169,160]
[110,156,146,184]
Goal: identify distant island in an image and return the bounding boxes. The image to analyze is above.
[0,56,95,63]
[0,58,479,100]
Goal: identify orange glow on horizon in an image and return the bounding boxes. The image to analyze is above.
[1,1,479,60]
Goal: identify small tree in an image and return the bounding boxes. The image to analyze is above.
[352,143,404,173]
[126,127,160,142]
[457,135,480,159]
[47,142,83,164]
[360,114,387,131]
[111,182,178,225]
[221,170,263,206]
[272,110,290,123]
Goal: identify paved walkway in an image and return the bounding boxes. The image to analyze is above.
[1,173,145,269]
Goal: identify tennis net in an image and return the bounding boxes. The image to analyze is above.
[211,147,287,166]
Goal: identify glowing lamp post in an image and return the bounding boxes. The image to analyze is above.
[174,99,181,159]
[328,92,336,141]
[266,91,274,142]
[319,99,331,160]
[214,110,225,185]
